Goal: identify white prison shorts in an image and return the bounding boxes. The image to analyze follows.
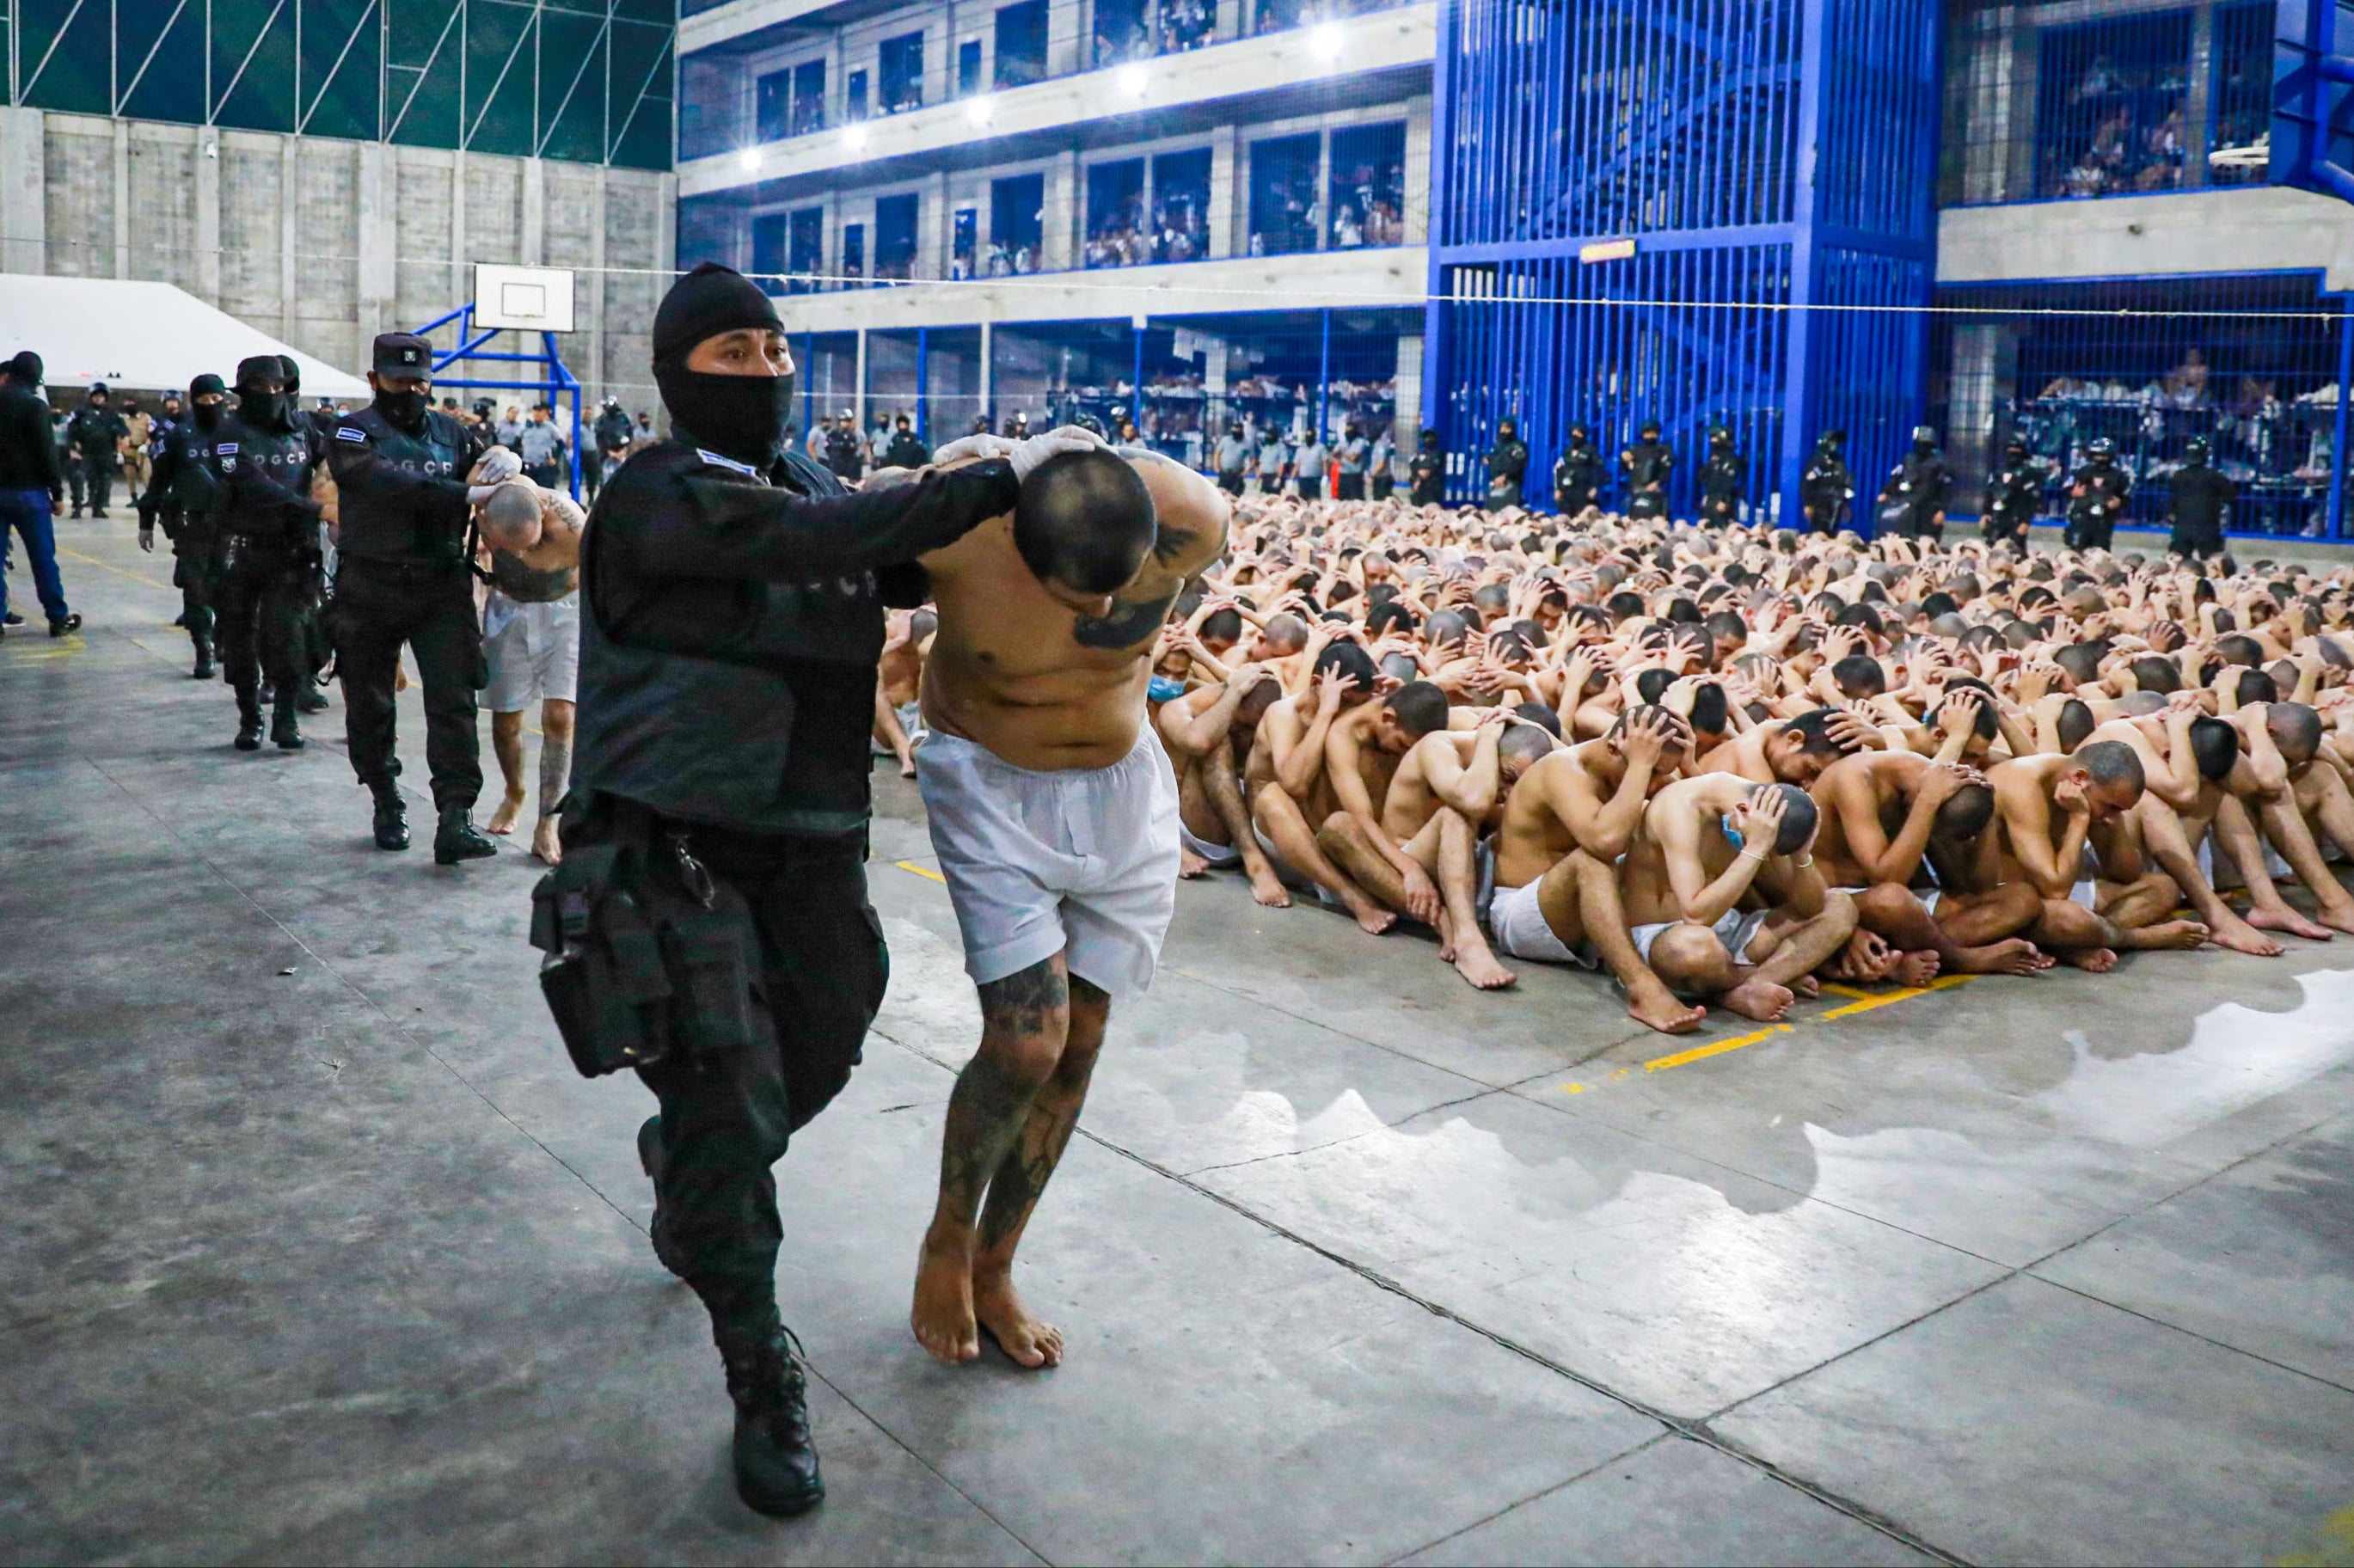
[916,725,1182,998]
[481,591,579,712]
[1488,879,1599,968]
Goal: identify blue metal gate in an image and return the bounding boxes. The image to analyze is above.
[1424,0,1940,525]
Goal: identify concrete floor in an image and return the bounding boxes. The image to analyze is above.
[7,519,2354,1567]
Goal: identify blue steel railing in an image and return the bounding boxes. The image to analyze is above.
[411,303,586,502]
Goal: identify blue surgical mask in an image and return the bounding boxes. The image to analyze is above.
[1148,675,1186,704]
[1721,812,1744,848]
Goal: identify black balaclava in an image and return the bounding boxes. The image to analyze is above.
[236,355,291,432]
[377,383,429,432]
[651,262,791,466]
[7,351,42,388]
[189,373,226,433]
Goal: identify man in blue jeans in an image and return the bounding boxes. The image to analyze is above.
[0,351,81,640]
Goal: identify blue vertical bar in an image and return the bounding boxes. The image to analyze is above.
[801,331,815,443]
[916,328,929,443]
[1132,322,1145,431]
[2333,300,2352,538]
[1319,308,1333,438]
[1780,0,1828,530]
[1422,0,1456,462]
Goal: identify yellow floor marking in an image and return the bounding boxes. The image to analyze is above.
[1817,973,1975,1020]
[895,860,947,883]
[54,545,174,592]
[1641,1023,1794,1074]
[1817,982,1873,1000]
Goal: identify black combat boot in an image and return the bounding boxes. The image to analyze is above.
[192,639,214,680]
[371,782,410,851]
[271,706,304,750]
[296,683,330,714]
[635,1116,691,1277]
[715,1322,825,1517]
[233,685,263,750]
[433,805,497,865]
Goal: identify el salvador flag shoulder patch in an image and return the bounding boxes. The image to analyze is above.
[696,449,763,478]
[336,426,367,443]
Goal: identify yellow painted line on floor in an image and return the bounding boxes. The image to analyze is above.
[1641,1022,1795,1074]
[1817,982,1873,1000]
[895,860,947,884]
[54,545,175,592]
[1818,973,1975,1020]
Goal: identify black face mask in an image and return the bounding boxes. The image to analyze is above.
[377,388,429,432]
[192,402,224,432]
[655,361,792,467]
[238,390,288,431]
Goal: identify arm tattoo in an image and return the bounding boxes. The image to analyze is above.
[1073,586,1179,651]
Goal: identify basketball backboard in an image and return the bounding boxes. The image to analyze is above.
[473,265,577,333]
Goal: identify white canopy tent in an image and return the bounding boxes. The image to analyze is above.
[0,276,372,401]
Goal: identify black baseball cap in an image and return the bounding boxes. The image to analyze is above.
[373,333,433,376]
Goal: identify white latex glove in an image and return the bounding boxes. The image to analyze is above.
[1008,426,1110,481]
[471,445,524,485]
[466,484,502,506]
[930,433,1020,466]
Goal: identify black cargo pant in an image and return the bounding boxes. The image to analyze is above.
[212,538,310,720]
[629,825,887,1331]
[70,459,115,516]
[334,557,485,812]
[161,513,216,649]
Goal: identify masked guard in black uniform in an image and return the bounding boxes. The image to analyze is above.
[1552,424,1602,515]
[1982,438,2045,549]
[1696,425,1746,524]
[1407,427,1446,505]
[1876,426,1953,541]
[2064,437,2131,552]
[1801,429,1853,535]
[207,356,326,751]
[539,263,1021,1519]
[138,373,228,678]
[328,333,501,861]
[2167,438,2234,560]
[1621,420,1674,519]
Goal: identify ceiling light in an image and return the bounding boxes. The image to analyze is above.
[1118,63,1149,98]
[738,147,761,172]
[843,124,870,152]
[965,96,994,126]
[1309,21,1344,58]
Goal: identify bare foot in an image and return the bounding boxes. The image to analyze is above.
[1345,895,1399,936]
[1891,950,1941,988]
[2248,903,2333,940]
[2210,919,2283,957]
[1180,847,1210,879]
[1628,982,1707,1035]
[2124,919,2210,952]
[1451,946,1517,991]
[2060,946,2119,973]
[1959,937,2048,976]
[972,1268,1063,1369]
[899,755,918,780]
[1247,866,1294,909]
[486,791,524,836]
[2320,903,2354,937]
[910,1227,979,1366]
[530,817,562,866]
[1791,974,1821,1000]
[1721,976,1794,1022]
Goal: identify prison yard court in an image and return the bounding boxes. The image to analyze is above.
[0,519,2350,1565]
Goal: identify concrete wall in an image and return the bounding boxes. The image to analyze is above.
[1936,186,2354,289]
[0,106,678,413]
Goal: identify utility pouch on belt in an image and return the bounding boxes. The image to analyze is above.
[530,804,760,1079]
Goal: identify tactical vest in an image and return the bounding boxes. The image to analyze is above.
[573,444,886,838]
[210,419,317,540]
[334,406,469,562]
